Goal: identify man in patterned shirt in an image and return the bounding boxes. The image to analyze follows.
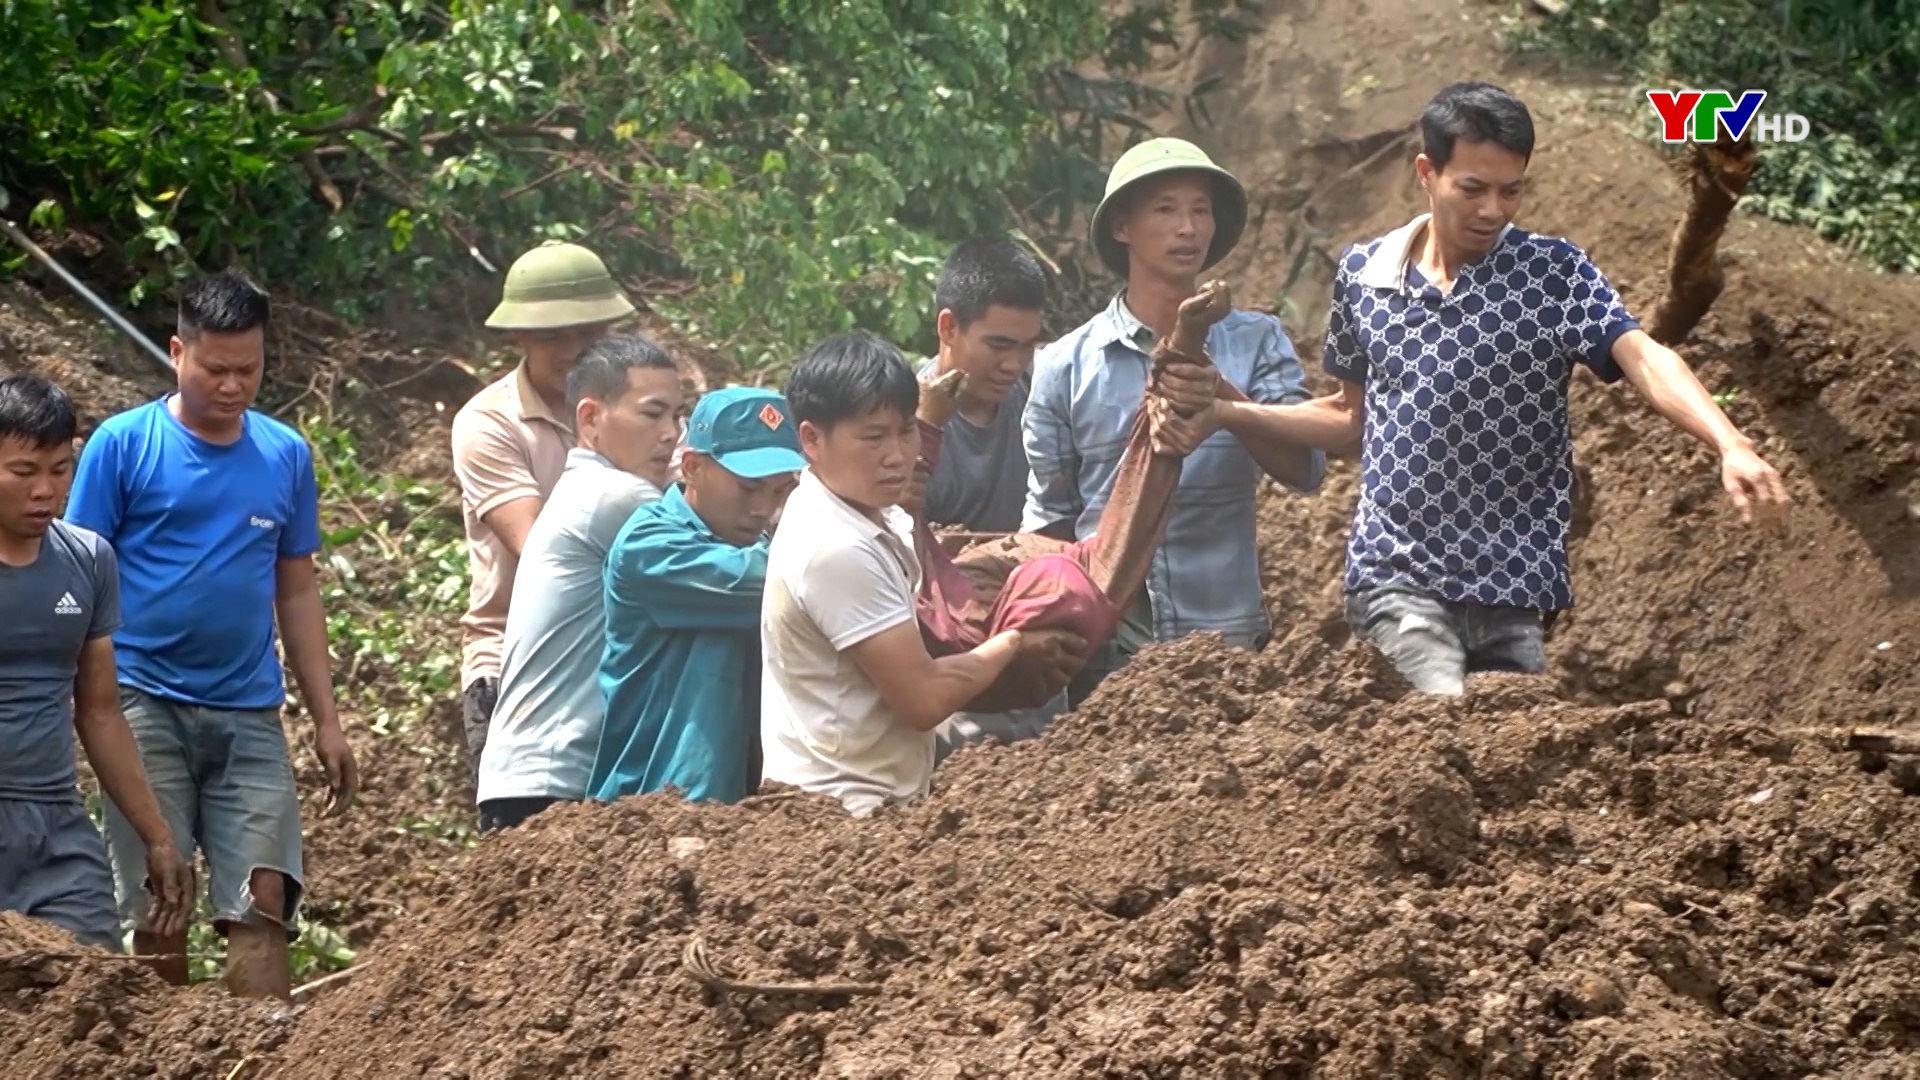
[1212,82,1788,694]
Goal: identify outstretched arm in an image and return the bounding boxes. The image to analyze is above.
[1611,329,1788,520]
[1215,380,1364,460]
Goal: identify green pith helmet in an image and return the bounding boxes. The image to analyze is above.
[1090,137,1248,279]
[484,241,636,330]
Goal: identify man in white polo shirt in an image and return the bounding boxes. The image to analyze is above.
[761,332,1084,816]
[474,335,684,832]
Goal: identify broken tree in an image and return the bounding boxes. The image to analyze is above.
[1647,134,1761,345]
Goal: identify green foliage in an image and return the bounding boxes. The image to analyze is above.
[0,0,1125,364]
[304,417,466,737]
[1506,0,1920,272]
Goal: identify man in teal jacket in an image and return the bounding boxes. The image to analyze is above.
[589,386,806,802]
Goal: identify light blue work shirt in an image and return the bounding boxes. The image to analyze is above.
[1021,294,1325,645]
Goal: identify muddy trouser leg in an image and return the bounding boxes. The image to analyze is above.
[1460,603,1548,674]
[461,677,499,788]
[1345,586,1470,696]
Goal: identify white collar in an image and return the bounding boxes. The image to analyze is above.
[1355,213,1515,291]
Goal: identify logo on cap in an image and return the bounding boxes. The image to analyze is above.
[758,403,785,430]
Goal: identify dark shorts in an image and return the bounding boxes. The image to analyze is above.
[477,796,561,834]
[1346,585,1547,696]
[0,798,122,950]
[461,677,499,786]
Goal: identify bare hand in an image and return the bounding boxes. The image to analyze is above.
[1720,443,1789,525]
[1149,396,1221,457]
[315,721,359,815]
[142,840,194,939]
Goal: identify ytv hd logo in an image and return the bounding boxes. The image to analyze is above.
[1646,90,1810,144]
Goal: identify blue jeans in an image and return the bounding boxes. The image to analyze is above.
[1346,586,1547,696]
[0,798,120,950]
[102,687,305,937]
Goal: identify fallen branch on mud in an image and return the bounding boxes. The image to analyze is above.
[289,963,363,1003]
[680,935,883,998]
[1647,134,1760,345]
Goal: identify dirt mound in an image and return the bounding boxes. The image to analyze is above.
[1,913,288,1080]
[29,635,1894,1079]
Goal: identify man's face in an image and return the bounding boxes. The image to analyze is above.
[511,321,615,404]
[0,437,74,540]
[682,454,798,547]
[581,367,684,489]
[171,327,264,425]
[1112,172,1216,283]
[1417,139,1528,261]
[939,304,1045,408]
[799,406,918,512]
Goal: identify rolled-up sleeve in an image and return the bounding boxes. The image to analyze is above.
[1020,343,1083,534]
[1249,318,1326,494]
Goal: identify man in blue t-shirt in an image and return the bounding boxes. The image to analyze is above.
[1199,82,1788,694]
[68,270,356,999]
[0,374,193,951]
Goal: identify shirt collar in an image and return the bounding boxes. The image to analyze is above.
[658,483,716,538]
[799,469,910,544]
[511,364,572,431]
[1355,213,1515,291]
[1094,292,1160,354]
[563,447,611,472]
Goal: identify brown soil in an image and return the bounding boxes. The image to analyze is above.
[15,639,1920,1079]
[2,0,1918,1075]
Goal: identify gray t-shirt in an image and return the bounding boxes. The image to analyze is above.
[0,519,121,802]
[916,357,1031,533]
[476,448,661,803]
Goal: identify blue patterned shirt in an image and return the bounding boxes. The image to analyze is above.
[1023,294,1325,644]
[1323,215,1639,611]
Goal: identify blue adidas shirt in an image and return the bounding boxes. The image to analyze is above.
[67,397,322,709]
[1323,215,1639,611]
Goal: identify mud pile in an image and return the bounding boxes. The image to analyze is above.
[17,635,1914,1079]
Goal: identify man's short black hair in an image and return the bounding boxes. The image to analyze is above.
[935,237,1047,329]
[784,331,919,430]
[0,374,78,450]
[1420,82,1535,171]
[178,269,271,340]
[567,333,677,412]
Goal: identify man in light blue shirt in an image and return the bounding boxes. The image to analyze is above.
[1024,138,1326,702]
[590,387,806,804]
[475,335,685,832]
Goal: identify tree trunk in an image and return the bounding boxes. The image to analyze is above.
[1646,136,1760,346]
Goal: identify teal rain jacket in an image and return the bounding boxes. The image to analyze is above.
[589,485,767,803]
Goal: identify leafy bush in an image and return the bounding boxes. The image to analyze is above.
[1507,0,1919,272]
[0,0,1134,367]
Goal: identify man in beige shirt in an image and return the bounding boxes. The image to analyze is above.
[452,242,636,781]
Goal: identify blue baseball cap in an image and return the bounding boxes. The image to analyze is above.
[685,386,807,479]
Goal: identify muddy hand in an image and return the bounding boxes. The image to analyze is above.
[1169,279,1233,356]
[917,368,967,428]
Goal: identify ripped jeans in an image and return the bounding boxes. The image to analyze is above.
[1345,586,1547,696]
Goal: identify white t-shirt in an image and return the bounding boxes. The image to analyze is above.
[760,469,930,815]
[477,449,660,804]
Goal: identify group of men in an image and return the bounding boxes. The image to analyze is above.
[2,81,1791,992]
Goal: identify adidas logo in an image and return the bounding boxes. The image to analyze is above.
[54,592,82,616]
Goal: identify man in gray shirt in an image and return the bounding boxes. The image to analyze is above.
[0,375,191,948]
[916,237,1049,534]
[912,238,1064,754]
[474,335,686,832]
